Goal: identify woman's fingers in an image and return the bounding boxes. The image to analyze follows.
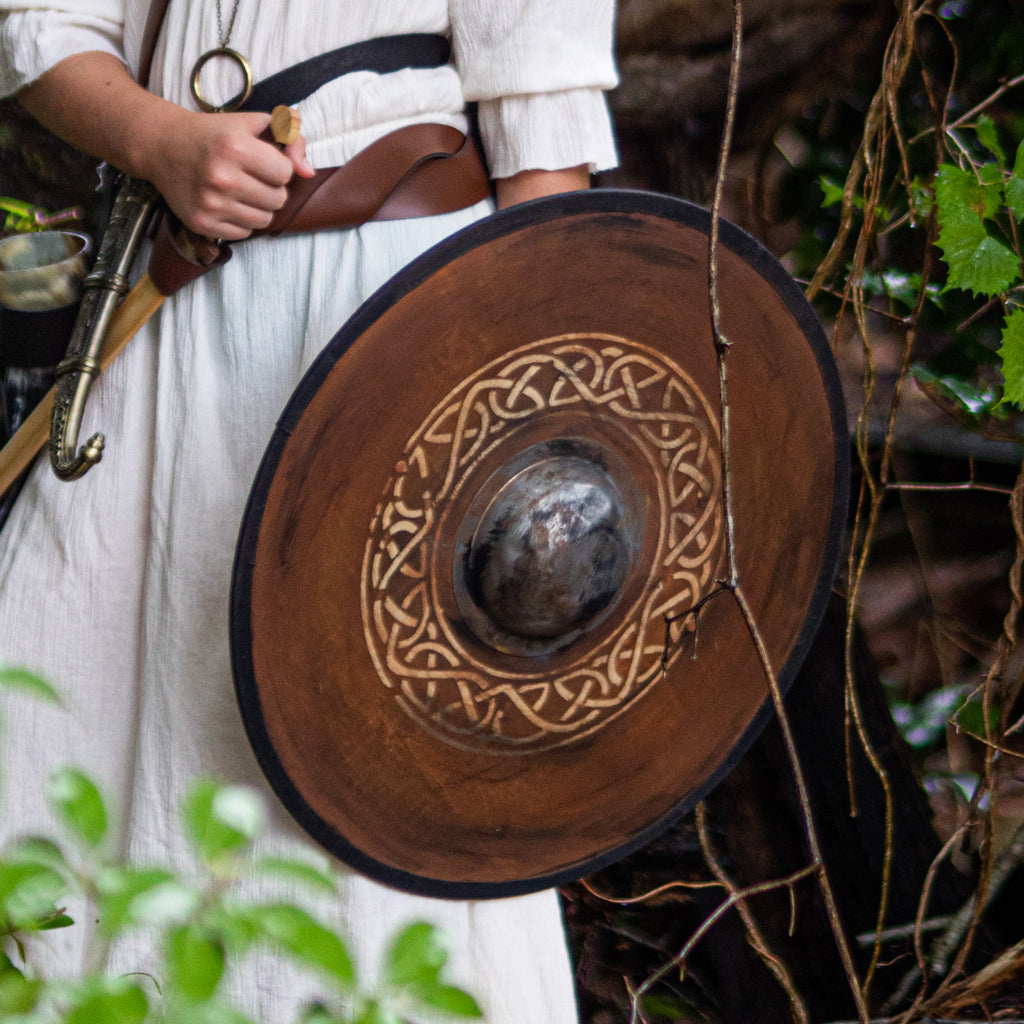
[17,59,316,240]
[154,111,308,238]
[283,135,316,179]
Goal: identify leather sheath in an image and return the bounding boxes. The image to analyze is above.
[147,122,492,297]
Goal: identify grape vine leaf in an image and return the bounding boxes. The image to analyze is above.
[976,115,1006,168]
[1005,173,1024,222]
[998,306,1024,408]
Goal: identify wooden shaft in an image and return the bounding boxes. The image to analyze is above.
[0,273,164,497]
[0,107,300,499]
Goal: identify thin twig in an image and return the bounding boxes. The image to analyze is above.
[886,482,1014,497]
[696,803,811,1024]
[703,0,872,1018]
[837,4,935,998]
[855,916,954,947]
[885,827,971,1016]
[927,808,1024,982]
[830,1019,1024,1024]
[579,875,725,905]
[628,864,821,1024]
[908,71,1024,144]
[921,469,1024,1009]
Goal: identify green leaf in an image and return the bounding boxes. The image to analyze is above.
[880,269,919,308]
[944,233,1019,298]
[241,904,354,987]
[182,781,264,864]
[64,978,148,1024]
[952,697,1001,740]
[642,992,701,1018]
[1006,175,1024,222]
[936,163,997,221]
[384,924,481,1018]
[980,158,1006,190]
[934,163,1005,252]
[167,924,226,1001]
[161,999,256,1024]
[251,856,336,895]
[864,268,938,312]
[911,364,1001,419]
[350,1002,401,1024]
[0,861,67,929]
[819,174,846,209]
[385,922,447,989]
[910,175,934,221]
[413,984,483,1018]
[976,115,1005,166]
[999,306,1024,408]
[3,836,70,873]
[298,1002,342,1024]
[0,972,41,1014]
[128,879,199,928]
[47,767,107,848]
[0,667,59,703]
[210,787,264,837]
[936,201,988,279]
[95,866,178,935]
[37,911,74,930]
[206,905,262,957]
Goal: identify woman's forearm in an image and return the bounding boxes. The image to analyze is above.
[20,52,183,181]
[18,52,313,239]
[21,53,587,224]
[494,165,590,209]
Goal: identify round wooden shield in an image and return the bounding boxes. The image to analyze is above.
[231,190,848,898]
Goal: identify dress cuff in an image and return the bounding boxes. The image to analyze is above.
[477,87,618,179]
[0,11,124,98]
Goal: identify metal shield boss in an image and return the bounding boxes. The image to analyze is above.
[230,190,848,898]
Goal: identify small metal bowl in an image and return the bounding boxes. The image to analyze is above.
[0,231,91,312]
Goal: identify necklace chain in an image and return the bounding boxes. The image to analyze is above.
[215,0,242,48]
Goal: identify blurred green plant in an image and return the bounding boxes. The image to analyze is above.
[0,666,483,1024]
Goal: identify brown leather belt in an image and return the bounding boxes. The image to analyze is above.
[147,122,493,297]
[266,123,490,233]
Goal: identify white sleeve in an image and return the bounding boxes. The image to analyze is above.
[449,0,618,177]
[0,6,125,98]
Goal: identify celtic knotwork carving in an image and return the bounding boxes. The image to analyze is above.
[361,334,723,753]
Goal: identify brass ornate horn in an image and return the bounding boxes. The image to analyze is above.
[49,175,160,479]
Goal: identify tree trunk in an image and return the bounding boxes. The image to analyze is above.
[563,596,974,1023]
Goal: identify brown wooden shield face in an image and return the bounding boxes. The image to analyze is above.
[230,191,847,898]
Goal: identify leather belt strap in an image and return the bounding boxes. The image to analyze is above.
[143,30,491,298]
[262,123,489,235]
[238,35,452,112]
[147,123,492,296]
[139,0,450,102]
[138,0,171,89]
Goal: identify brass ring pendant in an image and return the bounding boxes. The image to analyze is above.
[189,47,253,112]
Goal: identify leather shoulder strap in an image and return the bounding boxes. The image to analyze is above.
[138,0,172,88]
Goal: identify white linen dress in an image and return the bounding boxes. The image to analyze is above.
[0,2,618,1020]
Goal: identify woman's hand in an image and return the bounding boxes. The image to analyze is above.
[134,108,315,239]
[18,52,315,240]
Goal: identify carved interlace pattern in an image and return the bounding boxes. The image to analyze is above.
[361,334,723,752]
